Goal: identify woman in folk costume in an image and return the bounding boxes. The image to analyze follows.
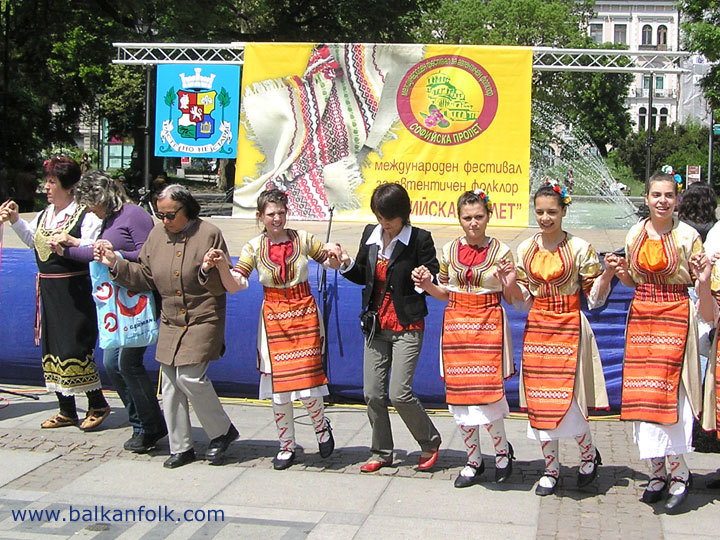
[501,183,615,497]
[608,172,708,512]
[207,189,336,470]
[0,157,109,430]
[697,254,720,489]
[411,189,516,488]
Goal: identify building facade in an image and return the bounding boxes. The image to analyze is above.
[588,0,683,132]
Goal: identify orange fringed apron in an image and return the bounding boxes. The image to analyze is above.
[443,292,505,405]
[621,283,688,424]
[522,294,580,430]
[262,282,327,393]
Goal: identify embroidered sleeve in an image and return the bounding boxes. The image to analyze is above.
[306,232,327,264]
[234,242,256,279]
[578,244,603,298]
[438,243,450,286]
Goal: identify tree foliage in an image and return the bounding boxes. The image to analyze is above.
[615,122,717,186]
[680,1,720,110]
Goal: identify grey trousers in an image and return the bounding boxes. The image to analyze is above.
[363,329,441,461]
[161,362,231,454]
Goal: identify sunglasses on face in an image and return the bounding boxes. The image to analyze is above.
[156,207,183,221]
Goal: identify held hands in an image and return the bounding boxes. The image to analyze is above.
[0,200,19,224]
[47,231,80,255]
[603,253,627,279]
[494,258,517,289]
[689,252,712,283]
[411,265,432,290]
[202,248,227,272]
[324,242,350,270]
[93,242,117,268]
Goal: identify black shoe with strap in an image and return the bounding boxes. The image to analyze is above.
[664,473,692,513]
[454,460,485,488]
[273,450,296,470]
[316,419,335,458]
[577,448,602,488]
[495,442,515,483]
[535,473,558,496]
[641,477,668,504]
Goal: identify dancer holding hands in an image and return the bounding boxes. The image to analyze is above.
[412,189,516,487]
[500,183,615,496]
[205,189,336,470]
[607,171,709,512]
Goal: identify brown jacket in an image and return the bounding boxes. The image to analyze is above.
[111,219,228,366]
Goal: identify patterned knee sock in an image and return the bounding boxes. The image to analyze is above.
[539,440,560,488]
[273,402,296,456]
[666,454,690,495]
[301,398,331,444]
[459,424,482,475]
[646,457,667,492]
[574,428,597,475]
[484,420,510,468]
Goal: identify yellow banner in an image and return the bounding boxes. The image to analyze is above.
[234,43,531,226]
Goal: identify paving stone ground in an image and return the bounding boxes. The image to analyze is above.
[0,388,718,539]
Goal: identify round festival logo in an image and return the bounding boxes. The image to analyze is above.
[396,55,499,146]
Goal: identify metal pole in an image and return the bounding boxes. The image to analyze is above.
[709,109,714,186]
[645,72,655,184]
[143,64,151,191]
[320,206,335,372]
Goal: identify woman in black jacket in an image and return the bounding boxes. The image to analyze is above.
[330,183,442,472]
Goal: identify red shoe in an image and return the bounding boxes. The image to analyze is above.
[418,447,440,470]
[360,459,391,473]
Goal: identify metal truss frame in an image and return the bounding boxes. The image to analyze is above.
[114,42,690,74]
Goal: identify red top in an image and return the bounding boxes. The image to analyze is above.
[457,242,490,282]
[372,258,424,332]
[268,240,293,282]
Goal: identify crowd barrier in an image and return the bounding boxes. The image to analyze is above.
[0,248,632,411]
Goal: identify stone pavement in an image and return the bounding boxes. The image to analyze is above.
[0,386,718,539]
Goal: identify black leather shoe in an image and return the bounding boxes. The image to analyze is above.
[273,451,296,470]
[577,449,602,488]
[641,477,667,504]
[535,474,558,496]
[317,419,335,458]
[163,449,195,469]
[454,461,485,488]
[126,427,168,454]
[495,443,515,483]
[206,424,239,464]
[664,474,692,513]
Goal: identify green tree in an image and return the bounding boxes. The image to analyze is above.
[615,122,718,186]
[681,1,720,109]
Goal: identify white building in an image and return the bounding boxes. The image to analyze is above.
[587,0,710,131]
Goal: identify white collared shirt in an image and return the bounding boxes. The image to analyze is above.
[11,201,102,248]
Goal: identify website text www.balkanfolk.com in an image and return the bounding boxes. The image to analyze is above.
[11,505,224,524]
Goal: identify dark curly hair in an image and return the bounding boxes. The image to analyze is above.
[678,182,717,226]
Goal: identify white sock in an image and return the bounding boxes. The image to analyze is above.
[667,454,690,496]
[539,440,560,488]
[459,424,482,471]
[646,457,667,492]
[485,420,510,468]
[574,427,597,475]
[273,401,295,455]
[301,398,330,444]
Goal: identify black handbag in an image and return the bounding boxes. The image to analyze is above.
[359,309,381,336]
